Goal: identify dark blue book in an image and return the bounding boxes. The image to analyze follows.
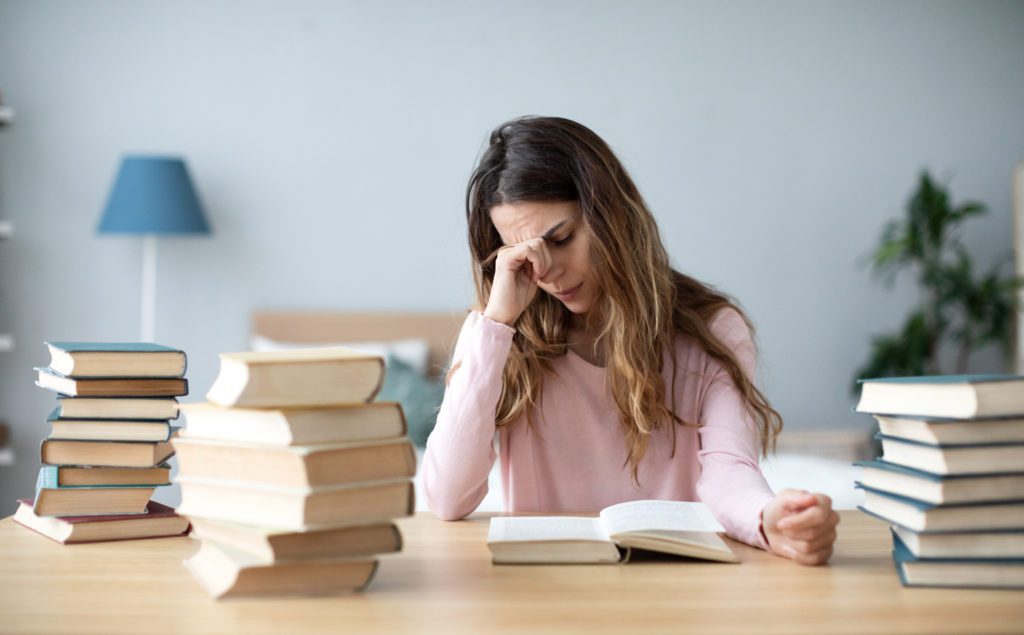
[33,467,155,517]
[857,485,1024,532]
[36,367,188,398]
[37,463,172,487]
[892,530,1024,588]
[872,413,1024,445]
[854,459,1024,505]
[856,374,1024,419]
[891,524,1024,560]
[47,407,175,442]
[876,434,1024,476]
[45,341,187,378]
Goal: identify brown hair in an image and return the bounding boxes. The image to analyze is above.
[462,116,782,480]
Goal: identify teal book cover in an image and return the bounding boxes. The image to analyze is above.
[892,530,1024,589]
[45,342,184,353]
[857,484,1024,510]
[855,459,1024,480]
[858,374,1024,385]
[36,465,171,489]
[876,432,1024,449]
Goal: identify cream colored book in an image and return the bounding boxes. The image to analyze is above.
[179,402,406,445]
[487,500,739,564]
[205,348,385,408]
[183,540,379,599]
[189,517,402,563]
[175,476,414,531]
[172,436,416,488]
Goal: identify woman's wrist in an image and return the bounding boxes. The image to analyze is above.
[482,305,518,326]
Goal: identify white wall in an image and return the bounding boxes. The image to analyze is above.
[1,0,1022,509]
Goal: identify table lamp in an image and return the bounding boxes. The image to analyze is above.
[97,155,211,341]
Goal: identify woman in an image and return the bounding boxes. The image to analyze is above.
[422,116,838,565]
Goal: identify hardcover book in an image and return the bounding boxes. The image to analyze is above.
[179,402,407,446]
[487,500,739,564]
[39,463,172,487]
[172,436,416,488]
[44,341,187,378]
[189,518,402,563]
[857,485,1024,532]
[175,476,415,531]
[183,540,379,599]
[55,397,179,421]
[892,524,1024,559]
[873,413,1024,445]
[204,348,385,408]
[854,460,1024,505]
[36,368,188,398]
[892,531,1024,589]
[41,435,177,468]
[877,434,1024,475]
[856,374,1024,419]
[33,474,156,517]
[13,499,189,544]
[47,408,174,443]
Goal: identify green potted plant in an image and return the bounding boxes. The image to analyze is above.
[854,171,1024,388]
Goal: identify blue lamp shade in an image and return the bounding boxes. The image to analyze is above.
[98,156,211,235]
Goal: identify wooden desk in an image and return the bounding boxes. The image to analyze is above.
[0,511,1021,634]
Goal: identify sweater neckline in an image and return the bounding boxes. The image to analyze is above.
[565,348,607,373]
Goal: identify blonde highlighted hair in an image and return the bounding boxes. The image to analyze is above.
[462,116,782,480]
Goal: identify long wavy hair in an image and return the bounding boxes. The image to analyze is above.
[462,116,782,480]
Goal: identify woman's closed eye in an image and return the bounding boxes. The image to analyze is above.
[551,232,574,247]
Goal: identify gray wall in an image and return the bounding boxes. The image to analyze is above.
[1,0,1022,509]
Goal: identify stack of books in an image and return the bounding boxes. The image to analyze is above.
[855,374,1024,589]
[175,347,416,599]
[14,342,190,543]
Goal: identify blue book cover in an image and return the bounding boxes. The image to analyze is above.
[37,464,171,489]
[876,432,1024,450]
[44,341,187,379]
[856,484,1024,510]
[45,342,184,353]
[854,459,1024,480]
[891,530,1024,589]
[859,374,1024,385]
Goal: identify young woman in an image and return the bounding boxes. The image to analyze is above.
[422,116,839,565]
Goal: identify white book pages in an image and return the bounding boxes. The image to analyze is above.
[599,500,725,536]
[487,516,610,543]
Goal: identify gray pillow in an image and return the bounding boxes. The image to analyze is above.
[376,354,444,447]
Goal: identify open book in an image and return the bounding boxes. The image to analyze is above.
[487,500,739,564]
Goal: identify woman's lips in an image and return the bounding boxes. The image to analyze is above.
[554,282,582,301]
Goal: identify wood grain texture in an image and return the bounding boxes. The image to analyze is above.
[0,511,1021,634]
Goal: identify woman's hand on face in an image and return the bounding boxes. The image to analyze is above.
[483,237,552,326]
[761,489,839,566]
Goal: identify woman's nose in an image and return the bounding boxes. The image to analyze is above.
[539,255,563,284]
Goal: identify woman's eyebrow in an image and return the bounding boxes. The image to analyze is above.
[541,221,568,241]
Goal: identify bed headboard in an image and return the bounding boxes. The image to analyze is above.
[250,310,467,377]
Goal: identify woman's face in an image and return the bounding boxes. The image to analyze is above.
[489,200,596,316]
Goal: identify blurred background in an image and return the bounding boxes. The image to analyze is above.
[1,0,1022,510]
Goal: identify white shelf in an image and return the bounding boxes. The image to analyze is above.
[0,334,12,352]
[0,220,11,240]
[0,105,13,126]
[0,447,14,466]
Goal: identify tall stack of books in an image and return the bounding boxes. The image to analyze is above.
[14,342,190,543]
[175,347,416,599]
[854,374,1024,589]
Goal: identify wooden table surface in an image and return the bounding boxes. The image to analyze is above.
[0,511,1021,634]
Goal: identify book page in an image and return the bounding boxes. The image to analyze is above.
[599,500,726,536]
[487,516,610,543]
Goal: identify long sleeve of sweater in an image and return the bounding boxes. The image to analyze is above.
[422,312,515,521]
[695,308,776,549]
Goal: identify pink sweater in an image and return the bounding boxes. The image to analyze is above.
[422,308,776,549]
